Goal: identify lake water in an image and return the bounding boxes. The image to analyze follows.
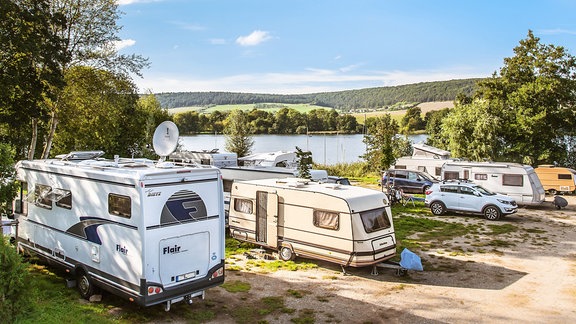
[180,134,427,165]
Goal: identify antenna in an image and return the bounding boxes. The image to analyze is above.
[152,121,179,161]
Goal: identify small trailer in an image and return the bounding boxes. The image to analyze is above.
[228,178,397,269]
[9,122,226,310]
[534,165,576,195]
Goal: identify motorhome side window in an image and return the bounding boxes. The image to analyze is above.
[34,184,53,210]
[360,208,391,233]
[55,189,72,209]
[502,174,523,187]
[108,194,131,218]
[234,198,253,214]
[313,210,339,230]
[443,171,459,180]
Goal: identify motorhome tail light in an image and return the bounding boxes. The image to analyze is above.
[147,286,163,296]
[211,267,224,280]
[425,189,433,195]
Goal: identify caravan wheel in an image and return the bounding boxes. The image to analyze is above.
[279,246,295,261]
[77,271,96,300]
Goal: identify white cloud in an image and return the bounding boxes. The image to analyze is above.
[113,39,136,51]
[117,0,164,5]
[236,30,272,46]
[538,28,576,35]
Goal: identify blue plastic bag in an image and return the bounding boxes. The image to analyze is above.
[399,248,423,271]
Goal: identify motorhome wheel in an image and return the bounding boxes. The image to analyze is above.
[430,201,446,215]
[77,271,96,299]
[483,206,501,221]
[279,246,295,261]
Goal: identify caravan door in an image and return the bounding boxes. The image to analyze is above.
[255,191,278,248]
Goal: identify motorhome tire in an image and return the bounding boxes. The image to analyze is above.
[430,201,446,215]
[483,206,501,221]
[279,246,295,261]
[77,271,96,299]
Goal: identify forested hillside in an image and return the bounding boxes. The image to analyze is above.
[155,78,480,111]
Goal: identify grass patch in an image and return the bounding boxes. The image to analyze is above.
[220,280,251,293]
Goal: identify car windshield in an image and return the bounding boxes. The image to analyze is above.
[473,185,495,196]
[418,172,435,181]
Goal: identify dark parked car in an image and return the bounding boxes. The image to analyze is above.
[382,169,436,194]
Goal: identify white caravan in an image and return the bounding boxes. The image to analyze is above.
[441,161,545,205]
[239,150,297,167]
[10,122,225,311]
[228,178,396,268]
[393,143,454,178]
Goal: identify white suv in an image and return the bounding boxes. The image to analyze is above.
[425,181,518,220]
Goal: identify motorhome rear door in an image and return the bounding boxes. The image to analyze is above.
[255,191,278,248]
[159,232,210,287]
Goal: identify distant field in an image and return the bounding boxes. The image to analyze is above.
[351,101,454,123]
[167,101,455,124]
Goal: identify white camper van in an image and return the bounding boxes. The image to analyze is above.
[441,161,545,205]
[228,178,396,268]
[10,122,225,311]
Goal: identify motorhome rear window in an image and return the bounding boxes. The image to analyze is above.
[234,198,253,214]
[558,174,572,180]
[33,184,52,210]
[313,210,339,230]
[502,174,523,187]
[475,174,488,181]
[108,194,131,218]
[360,208,391,233]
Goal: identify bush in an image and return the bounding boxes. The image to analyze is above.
[0,236,33,323]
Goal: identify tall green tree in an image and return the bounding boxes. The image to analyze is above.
[295,146,312,179]
[0,0,66,159]
[39,0,149,159]
[473,30,576,165]
[424,108,451,149]
[224,110,254,158]
[0,144,17,214]
[400,106,425,134]
[362,114,401,172]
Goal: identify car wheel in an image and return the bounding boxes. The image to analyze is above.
[483,205,501,221]
[77,270,96,300]
[279,246,295,261]
[430,201,446,215]
[548,189,557,195]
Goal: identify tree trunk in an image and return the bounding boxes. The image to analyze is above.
[28,118,38,160]
[41,112,58,159]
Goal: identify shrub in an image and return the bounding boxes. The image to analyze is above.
[0,236,33,323]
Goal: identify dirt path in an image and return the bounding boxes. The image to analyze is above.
[199,196,576,323]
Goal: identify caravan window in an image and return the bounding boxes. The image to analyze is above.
[444,171,459,180]
[234,198,253,214]
[33,184,53,210]
[503,174,523,187]
[360,208,391,233]
[558,174,572,180]
[475,174,488,181]
[108,194,131,218]
[313,210,339,230]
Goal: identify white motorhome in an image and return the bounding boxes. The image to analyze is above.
[393,143,454,178]
[10,122,226,311]
[239,150,297,167]
[441,161,545,205]
[228,178,396,268]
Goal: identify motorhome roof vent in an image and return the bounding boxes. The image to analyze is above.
[58,151,105,161]
[323,183,341,190]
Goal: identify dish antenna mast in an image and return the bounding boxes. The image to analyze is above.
[152,121,179,162]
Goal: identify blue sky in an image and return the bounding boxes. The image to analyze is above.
[116,0,576,94]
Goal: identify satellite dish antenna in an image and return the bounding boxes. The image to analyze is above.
[153,121,179,161]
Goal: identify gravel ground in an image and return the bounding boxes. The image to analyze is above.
[200,195,576,323]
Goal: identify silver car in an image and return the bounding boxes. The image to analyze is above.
[425,181,518,220]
